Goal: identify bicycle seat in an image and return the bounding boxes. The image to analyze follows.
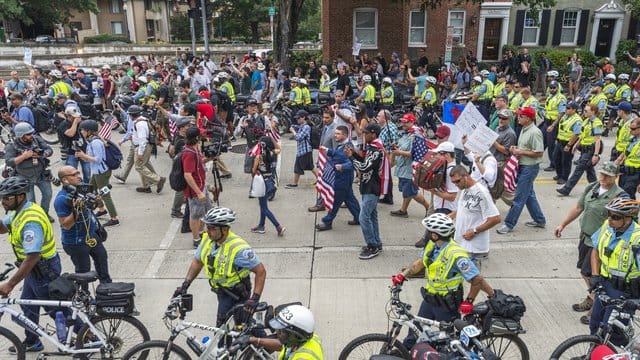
[65,271,98,284]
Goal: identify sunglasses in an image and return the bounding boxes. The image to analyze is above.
[631,127,640,131]
[608,212,624,221]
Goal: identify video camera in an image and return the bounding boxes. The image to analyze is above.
[63,184,111,210]
[201,125,229,158]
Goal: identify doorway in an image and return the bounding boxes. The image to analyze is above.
[595,19,616,57]
[482,19,502,61]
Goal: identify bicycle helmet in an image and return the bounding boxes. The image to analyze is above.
[269,304,315,341]
[473,76,482,83]
[362,75,372,83]
[547,70,559,78]
[605,73,617,81]
[605,196,640,217]
[382,77,392,84]
[299,78,308,86]
[145,69,156,76]
[425,76,437,85]
[201,207,236,227]
[619,73,630,81]
[127,105,143,118]
[137,76,148,84]
[421,213,455,237]
[14,122,35,138]
[79,120,100,132]
[218,71,229,79]
[49,70,62,79]
[480,69,490,76]
[0,176,30,197]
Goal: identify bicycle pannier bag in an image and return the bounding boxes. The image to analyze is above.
[488,289,526,320]
[95,282,135,317]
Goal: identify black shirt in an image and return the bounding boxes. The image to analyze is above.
[336,74,352,97]
[57,120,86,154]
[419,56,429,69]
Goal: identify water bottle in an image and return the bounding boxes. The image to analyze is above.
[200,336,217,360]
[201,336,211,352]
[55,311,67,343]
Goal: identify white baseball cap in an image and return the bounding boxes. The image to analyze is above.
[434,141,455,153]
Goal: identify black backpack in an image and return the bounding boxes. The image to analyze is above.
[20,105,49,133]
[307,121,322,150]
[488,289,527,321]
[103,139,123,170]
[169,148,196,191]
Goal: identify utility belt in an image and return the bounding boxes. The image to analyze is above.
[577,144,595,153]
[17,255,57,281]
[210,275,251,301]
[604,275,640,298]
[620,165,640,175]
[420,286,463,312]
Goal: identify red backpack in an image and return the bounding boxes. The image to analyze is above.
[413,151,448,190]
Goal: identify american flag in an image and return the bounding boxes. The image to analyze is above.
[503,155,519,192]
[411,134,437,175]
[269,127,280,142]
[315,148,335,210]
[248,142,262,157]
[98,115,118,140]
[168,117,177,139]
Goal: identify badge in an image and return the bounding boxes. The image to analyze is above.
[458,258,471,273]
[23,230,35,245]
[242,249,256,261]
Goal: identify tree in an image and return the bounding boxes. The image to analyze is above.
[621,0,640,19]
[0,0,98,28]
[211,0,269,42]
[170,13,203,41]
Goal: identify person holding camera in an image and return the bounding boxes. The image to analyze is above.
[58,107,91,183]
[54,165,112,283]
[251,135,285,236]
[5,123,55,222]
[73,120,119,227]
[129,105,166,194]
[74,69,93,103]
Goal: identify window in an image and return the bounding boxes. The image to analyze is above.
[522,12,541,45]
[353,9,377,48]
[111,22,124,34]
[109,0,121,13]
[144,0,152,10]
[69,22,82,31]
[409,10,426,46]
[560,10,580,44]
[448,11,465,45]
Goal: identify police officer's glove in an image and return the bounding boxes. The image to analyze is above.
[229,334,251,354]
[172,280,190,298]
[589,275,602,289]
[459,300,474,315]
[391,273,406,286]
[244,293,260,310]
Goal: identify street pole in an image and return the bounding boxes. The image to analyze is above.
[200,0,209,54]
[189,11,196,57]
[269,1,275,51]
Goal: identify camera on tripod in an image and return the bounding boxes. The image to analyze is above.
[201,128,229,158]
[63,184,111,210]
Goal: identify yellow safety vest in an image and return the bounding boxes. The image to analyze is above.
[319,75,330,92]
[603,83,617,99]
[278,334,324,360]
[544,92,566,121]
[147,80,160,100]
[422,240,468,296]
[493,81,506,98]
[479,79,494,101]
[616,117,635,152]
[199,231,252,289]
[9,203,56,261]
[557,113,582,142]
[381,86,395,104]
[220,82,236,102]
[589,93,608,111]
[51,81,71,97]
[615,84,632,102]
[579,116,603,146]
[625,138,640,168]
[291,87,303,105]
[420,87,437,107]
[596,221,640,281]
[509,93,523,111]
[363,84,375,103]
[521,97,538,117]
[302,87,311,106]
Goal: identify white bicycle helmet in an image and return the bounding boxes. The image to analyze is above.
[382,77,392,84]
[137,75,148,84]
[269,304,315,341]
[426,76,437,85]
[619,73,630,81]
[362,74,372,83]
[218,71,229,79]
[290,77,299,83]
[201,207,236,227]
[547,70,559,78]
[605,196,639,217]
[473,76,482,83]
[480,69,490,76]
[422,213,455,237]
[299,78,308,86]
[49,70,62,79]
[145,69,156,76]
[605,73,616,81]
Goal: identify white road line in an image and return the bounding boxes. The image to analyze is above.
[143,219,181,278]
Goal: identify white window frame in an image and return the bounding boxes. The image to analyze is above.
[522,11,541,46]
[448,10,466,46]
[408,10,427,47]
[353,8,378,49]
[111,21,124,35]
[110,0,121,14]
[560,9,580,45]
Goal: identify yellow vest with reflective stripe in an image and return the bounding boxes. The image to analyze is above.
[420,87,437,107]
[625,138,640,168]
[292,87,303,105]
[596,221,640,281]
[544,92,566,121]
[580,116,603,146]
[521,97,538,118]
[381,86,394,104]
[509,93,523,111]
[363,84,375,102]
[220,82,236,102]
[422,240,467,296]
[147,80,160,100]
[615,84,632,102]
[479,79,494,100]
[319,76,330,92]
[51,81,71,97]
[302,87,311,106]
[493,81,505,98]
[589,93,608,110]
[199,231,252,289]
[557,113,582,142]
[278,334,324,360]
[603,83,617,99]
[616,117,634,152]
[9,203,56,261]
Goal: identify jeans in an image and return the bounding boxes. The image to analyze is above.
[562,152,597,193]
[27,178,52,215]
[63,242,112,285]
[321,187,360,225]
[619,172,640,199]
[359,194,381,248]
[257,177,280,229]
[504,164,546,229]
[590,279,630,345]
[553,144,574,181]
[539,121,557,165]
[65,154,91,184]
[216,288,249,327]
[402,299,459,349]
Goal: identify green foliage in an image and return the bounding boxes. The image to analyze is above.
[295,0,321,41]
[170,13,203,41]
[621,0,640,19]
[211,0,269,42]
[415,0,555,11]
[615,39,637,66]
[499,45,597,78]
[289,50,322,72]
[0,0,98,27]
[84,34,130,44]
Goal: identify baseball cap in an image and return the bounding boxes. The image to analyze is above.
[295,109,308,118]
[566,101,579,110]
[363,123,381,136]
[65,107,80,117]
[515,107,536,119]
[613,101,633,112]
[400,113,416,123]
[598,161,619,176]
[434,141,455,153]
[435,125,451,138]
[247,98,259,106]
[498,108,513,118]
[548,81,559,88]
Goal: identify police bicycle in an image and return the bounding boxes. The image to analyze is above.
[122,294,275,360]
[0,264,150,359]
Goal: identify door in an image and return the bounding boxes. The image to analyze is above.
[482,19,502,61]
[595,19,616,57]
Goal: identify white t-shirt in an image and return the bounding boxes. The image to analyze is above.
[433,163,458,211]
[454,183,500,254]
[467,151,497,188]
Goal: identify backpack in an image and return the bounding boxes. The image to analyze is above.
[103,139,123,170]
[488,289,527,321]
[309,122,322,150]
[481,154,505,200]
[20,105,49,133]
[169,148,196,191]
[413,151,449,190]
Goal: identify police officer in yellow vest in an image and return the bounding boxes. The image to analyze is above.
[379,77,395,110]
[542,81,566,172]
[0,176,62,352]
[46,70,73,101]
[174,207,267,326]
[589,80,609,118]
[471,72,494,121]
[245,304,324,359]
[143,70,161,103]
[418,76,438,133]
[356,75,376,118]
[218,72,236,103]
[607,74,633,134]
[299,78,312,107]
[603,74,618,101]
[588,196,640,335]
[553,101,582,185]
[615,118,640,199]
[493,73,507,98]
[392,213,495,348]
[545,71,563,96]
[288,78,303,110]
[611,102,637,162]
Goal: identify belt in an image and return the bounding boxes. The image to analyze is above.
[578,144,595,152]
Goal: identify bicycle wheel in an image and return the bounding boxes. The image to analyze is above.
[122,340,191,360]
[75,315,150,358]
[482,334,530,360]
[0,326,25,360]
[549,334,608,360]
[338,333,409,360]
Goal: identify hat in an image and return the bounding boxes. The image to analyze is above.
[295,109,309,118]
[65,107,80,117]
[566,101,579,110]
[176,116,193,128]
[515,107,536,119]
[434,141,455,153]
[400,113,416,123]
[473,76,482,83]
[598,161,619,176]
[185,126,201,140]
[257,63,265,71]
[320,65,328,71]
[614,101,633,112]
[53,60,61,65]
[435,125,451,138]
[498,108,513,118]
[198,90,210,99]
[363,123,381,136]
[246,98,259,106]
[56,93,68,100]
[548,81,559,88]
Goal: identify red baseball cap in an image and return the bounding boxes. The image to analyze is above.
[435,125,451,138]
[400,113,416,123]
[515,107,536,119]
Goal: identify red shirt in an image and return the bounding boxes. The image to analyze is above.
[196,102,215,135]
[182,146,206,198]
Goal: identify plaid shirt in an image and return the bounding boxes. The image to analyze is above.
[294,123,312,156]
[379,122,400,152]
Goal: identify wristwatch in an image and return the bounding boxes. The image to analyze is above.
[473,228,478,235]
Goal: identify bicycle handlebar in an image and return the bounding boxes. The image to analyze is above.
[0,263,15,282]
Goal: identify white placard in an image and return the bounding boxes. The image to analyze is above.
[443,123,464,150]
[352,42,362,56]
[23,48,32,65]
[465,124,499,154]
[455,102,486,135]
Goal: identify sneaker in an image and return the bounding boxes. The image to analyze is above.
[114,175,126,184]
[359,246,382,260]
[284,184,298,189]
[9,340,43,354]
[572,297,593,312]
[496,225,513,234]
[556,188,569,196]
[193,239,201,248]
[556,179,566,185]
[390,210,409,218]
[136,187,152,193]
[103,219,120,227]
[543,166,555,172]
[414,237,427,248]
[553,175,559,180]
[95,210,108,218]
[171,212,185,218]
[525,221,546,228]
[277,226,286,236]
[315,223,332,231]
[378,198,394,205]
[251,226,266,234]
[347,220,360,226]
[157,177,167,193]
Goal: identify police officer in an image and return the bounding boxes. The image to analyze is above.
[356,75,376,118]
[299,78,312,108]
[493,73,507,98]
[417,76,438,133]
[174,207,267,326]
[0,176,61,352]
[46,70,74,101]
[611,102,636,162]
[553,101,582,185]
[379,77,395,110]
[546,70,563,95]
[542,81,567,172]
[616,118,640,199]
[589,81,608,119]
[392,213,495,348]
[602,74,618,101]
[589,196,640,336]
[607,74,633,134]
[471,75,492,121]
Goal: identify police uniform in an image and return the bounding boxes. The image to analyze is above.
[361,83,376,117]
[560,115,603,194]
[620,136,640,199]
[554,112,582,182]
[603,82,617,100]
[278,334,324,360]
[380,85,395,109]
[473,80,494,121]
[195,230,261,326]
[543,91,567,165]
[589,92,608,117]
[613,115,636,161]
[220,81,236,103]
[419,86,438,132]
[48,80,73,99]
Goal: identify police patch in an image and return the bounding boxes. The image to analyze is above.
[242,249,256,261]
[457,258,471,273]
[23,230,35,245]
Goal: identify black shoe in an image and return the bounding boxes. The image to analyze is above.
[544,166,555,172]
[359,246,382,260]
[219,174,232,179]
[552,176,559,180]
[157,177,167,193]
[315,223,332,231]
[414,237,427,248]
[347,220,360,226]
[378,198,394,205]
[171,212,185,218]
[136,187,152,193]
[180,228,191,234]
[95,210,108,218]
[556,188,569,196]
[103,219,120,227]
[557,179,566,185]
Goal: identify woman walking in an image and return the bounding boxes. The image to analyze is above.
[251,136,285,236]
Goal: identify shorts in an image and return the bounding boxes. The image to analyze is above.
[294,152,314,175]
[398,178,418,198]
[188,189,212,220]
[577,240,593,276]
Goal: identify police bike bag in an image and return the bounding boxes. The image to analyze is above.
[95,282,136,317]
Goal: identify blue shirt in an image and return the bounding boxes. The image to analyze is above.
[2,202,46,254]
[122,112,135,142]
[423,242,480,281]
[194,239,261,270]
[86,137,108,175]
[11,106,34,127]
[293,123,312,156]
[78,77,93,96]
[251,71,263,91]
[415,75,427,97]
[54,189,98,245]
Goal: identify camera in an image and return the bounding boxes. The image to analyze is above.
[71,139,84,153]
[63,184,111,210]
[201,128,229,158]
